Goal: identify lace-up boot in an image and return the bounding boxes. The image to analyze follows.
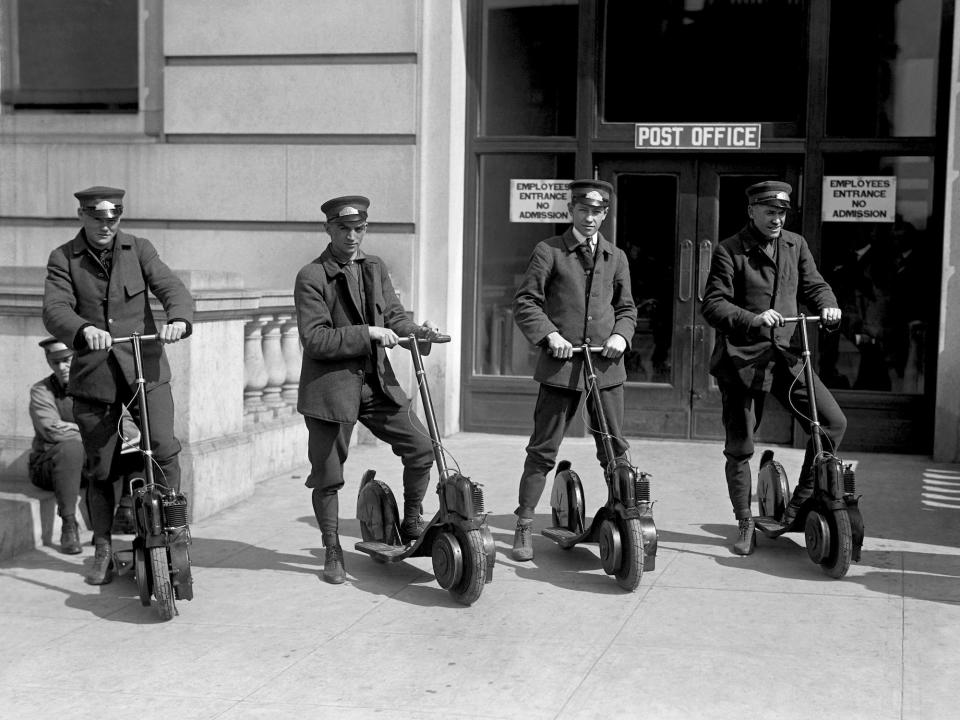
[733,517,756,556]
[512,518,534,561]
[60,515,82,555]
[85,541,114,585]
[321,532,345,584]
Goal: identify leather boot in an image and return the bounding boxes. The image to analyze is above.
[85,541,114,585]
[322,533,345,584]
[512,518,534,562]
[59,515,82,555]
[112,496,137,535]
[733,517,756,556]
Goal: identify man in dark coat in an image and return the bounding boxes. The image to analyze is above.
[511,179,637,561]
[43,186,193,584]
[294,195,438,584]
[701,180,846,555]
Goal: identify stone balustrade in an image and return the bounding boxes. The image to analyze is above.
[0,268,310,539]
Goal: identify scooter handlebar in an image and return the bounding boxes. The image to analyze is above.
[779,314,831,325]
[398,333,451,348]
[571,345,606,354]
[111,333,159,344]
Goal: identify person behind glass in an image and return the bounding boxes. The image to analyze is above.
[701,181,846,556]
[43,186,193,585]
[511,179,638,562]
[294,195,439,585]
[28,338,85,555]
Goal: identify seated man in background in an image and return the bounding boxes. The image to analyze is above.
[29,338,85,554]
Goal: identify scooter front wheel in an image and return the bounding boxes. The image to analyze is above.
[447,529,487,606]
[820,508,853,579]
[614,517,644,592]
[149,546,177,621]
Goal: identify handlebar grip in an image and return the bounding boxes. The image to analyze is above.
[571,346,606,354]
[398,333,451,348]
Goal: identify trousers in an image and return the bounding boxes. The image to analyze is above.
[719,360,847,520]
[517,383,628,519]
[303,376,434,533]
[74,382,181,543]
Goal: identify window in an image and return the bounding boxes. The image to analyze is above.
[480,0,578,136]
[1,0,138,112]
[827,0,942,137]
[603,0,807,135]
[475,153,576,376]
[818,156,936,394]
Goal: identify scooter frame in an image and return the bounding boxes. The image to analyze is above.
[355,334,495,606]
[111,333,194,620]
[754,315,865,578]
[541,345,658,591]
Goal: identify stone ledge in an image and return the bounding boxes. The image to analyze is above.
[0,482,90,561]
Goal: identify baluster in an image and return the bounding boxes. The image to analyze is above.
[261,315,287,412]
[244,317,269,417]
[281,317,301,406]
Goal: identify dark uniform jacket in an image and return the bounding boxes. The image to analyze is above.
[514,228,637,391]
[701,223,838,392]
[295,246,419,423]
[42,230,194,403]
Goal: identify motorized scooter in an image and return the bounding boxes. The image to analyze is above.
[111,333,193,620]
[754,314,864,578]
[541,345,658,591]
[354,333,495,606]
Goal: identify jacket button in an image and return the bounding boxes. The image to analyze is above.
[587,315,593,320]
[108,319,114,324]
[585,337,591,343]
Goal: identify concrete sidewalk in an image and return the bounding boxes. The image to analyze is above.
[1,433,958,720]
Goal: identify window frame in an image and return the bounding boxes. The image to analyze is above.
[0,0,164,138]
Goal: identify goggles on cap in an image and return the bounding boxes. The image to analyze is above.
[330,221,368,233]
[81,201,123,221]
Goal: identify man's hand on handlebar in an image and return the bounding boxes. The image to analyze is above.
[369,326,400,348]
[83,326,113,351]
[546,331,574,359]
[414,320,440,340]
[601,333,627,359]
[157,321,187,344]
[820,307,842,325]
[751,309,786,328]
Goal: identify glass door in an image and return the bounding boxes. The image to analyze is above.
[599,157,802,441]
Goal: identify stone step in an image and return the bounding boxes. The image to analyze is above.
[0,480,90,561]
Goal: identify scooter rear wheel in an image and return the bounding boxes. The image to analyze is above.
[149,546,177,621]
[447,529,487,606]
[614,517,644,592]
[820,508,853,579]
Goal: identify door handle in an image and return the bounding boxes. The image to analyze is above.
[697,239,712,301]
[678,239,693,302]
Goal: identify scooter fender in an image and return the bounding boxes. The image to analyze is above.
[609,459,637,508]
[479,524,496,583]
[816,454,845,501]
[845,497,865,562]
[637,502,659,571]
